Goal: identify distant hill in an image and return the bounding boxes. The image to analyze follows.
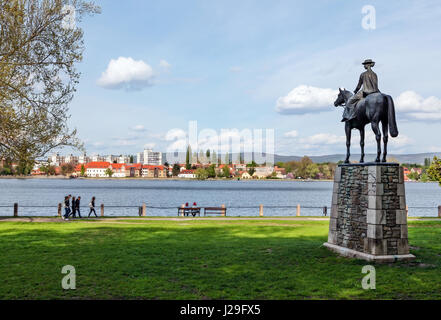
[162,152,441,165]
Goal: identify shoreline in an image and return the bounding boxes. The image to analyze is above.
[0,176,436,183]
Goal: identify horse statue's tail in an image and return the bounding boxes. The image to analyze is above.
[386,95,399,137]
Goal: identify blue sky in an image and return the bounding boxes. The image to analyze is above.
[67,0,441,157]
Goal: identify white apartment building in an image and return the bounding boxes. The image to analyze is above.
[49,153,65,166]
[78,154,90,164]
[118,155,130,164]
[105,155,119,163]
[65,154,79,164]
[91,154,105,162]
[138,149,162,165]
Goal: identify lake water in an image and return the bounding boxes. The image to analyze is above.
[0,179,439,217]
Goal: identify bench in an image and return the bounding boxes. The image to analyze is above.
[177,207,201,217]
[204,207,227,216]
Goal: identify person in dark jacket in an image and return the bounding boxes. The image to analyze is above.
[75,196,82,218]
[63,196,70,220]
[88,196,97,217]
[71,196,76,218]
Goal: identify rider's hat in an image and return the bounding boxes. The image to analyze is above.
[362,59,375,66]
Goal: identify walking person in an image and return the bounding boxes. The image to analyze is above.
[88,196,97,217]
[75,196,82,218]
[71,196,76,218]
[63,196,71,220]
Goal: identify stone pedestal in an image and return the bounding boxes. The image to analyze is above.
[323,163,415,262]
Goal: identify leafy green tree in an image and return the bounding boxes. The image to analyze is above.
[407,171,419,181]
[420,173,429,182]
[206,149,210,160]
[248,167,256,176]
[61,163,75,176]
[104,168,113,177]
[0,1,99,164]
[306,163,319,179]
[80,164,86,177]
[172,163,181,177]
[130,155,134,163]
[222,165,230,178]
[206,164,216,178]
[427,156,441,186]
[195,168,208,180]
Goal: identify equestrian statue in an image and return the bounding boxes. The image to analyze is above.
[334,59,399,164]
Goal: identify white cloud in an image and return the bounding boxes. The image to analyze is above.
[131,125,146,132]
[97,57,154,90]
[298,133,345,145]
[159,59,171,70]
[284,130,298,138]
[276,85,338,115]
[395,91,441,121]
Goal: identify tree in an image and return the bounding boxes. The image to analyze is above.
[206,164,216,178]
[172,163,180,176]
[130,155,134,163]
[185,145,192,169]
[248,167,256,176]
[206,149,210,161]
[104,168,113,177]
[427,156,441,186]
[222,165,230,178]
[194,168,208,180]
[61,162,75,176]
[211,150,217,164]
[80,164,85,176]
[224,152,230,165]
[0,1,100,165]
[305,163,319,179]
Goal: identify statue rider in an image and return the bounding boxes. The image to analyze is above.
[342,59,380,122]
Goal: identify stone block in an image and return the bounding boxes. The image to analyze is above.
[329,218,337,231]
[367,182,384,196]
[367,238,387,255]
[399,196,406,209]
[328,231,337,244]
[330,204,338,218]
[367,209,386,224]
[332,182,340,194]
[397,239,409,255]
[368,224,383,239]
[334,167,342,182]
[368,166,382,183]
[332,192,338,206]
[399,167,404,184]
[368,195,382,210]
[396,210,407,224]
[397,183,405,196]
[401,224,408,239]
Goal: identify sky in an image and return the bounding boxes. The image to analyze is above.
[65,0,441,157]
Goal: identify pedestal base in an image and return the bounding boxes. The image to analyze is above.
[325,163,414,262]
[324,242,415,263]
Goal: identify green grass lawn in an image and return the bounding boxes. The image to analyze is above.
[1,218,441,299]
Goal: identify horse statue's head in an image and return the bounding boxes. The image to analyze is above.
[334,88,350,107]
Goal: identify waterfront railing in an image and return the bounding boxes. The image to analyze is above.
[1,203,441,218]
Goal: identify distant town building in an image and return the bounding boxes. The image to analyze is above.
[141,165,167,178]
[78,154,90,164]
[138,149,162,165]
[178,170,196,179]
[86,162,111,177]
[49,153,65,166]
[65,154,79,164]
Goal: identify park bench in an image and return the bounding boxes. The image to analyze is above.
[204,207,227,216]
[177,207,201,217]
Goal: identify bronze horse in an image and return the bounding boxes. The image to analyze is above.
[334,89,399,163]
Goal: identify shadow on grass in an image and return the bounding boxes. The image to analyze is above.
[0,222,440,300]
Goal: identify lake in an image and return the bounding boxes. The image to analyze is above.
[0,179,439,217]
